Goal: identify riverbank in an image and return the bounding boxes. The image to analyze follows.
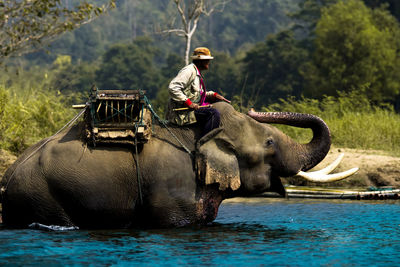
[0,147,399,189]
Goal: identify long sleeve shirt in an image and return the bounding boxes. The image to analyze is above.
[168,63,215,106]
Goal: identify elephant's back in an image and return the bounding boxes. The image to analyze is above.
[151,123,197,152]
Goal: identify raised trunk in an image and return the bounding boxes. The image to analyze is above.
[247,111,331,172]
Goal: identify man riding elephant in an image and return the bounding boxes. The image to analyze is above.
[167,47,230,137]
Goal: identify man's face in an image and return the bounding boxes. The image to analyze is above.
[200,59,211,70]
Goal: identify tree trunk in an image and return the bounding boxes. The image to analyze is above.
[185,34,191,65]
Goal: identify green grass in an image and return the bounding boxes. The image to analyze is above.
[261,91,400,156]
[0,68,76,154]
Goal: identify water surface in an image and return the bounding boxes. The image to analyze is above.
[1,198,399,266]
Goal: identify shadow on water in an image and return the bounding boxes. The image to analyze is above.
[0,223,324,266]
[0,219,328,265]
[86,221,325,244]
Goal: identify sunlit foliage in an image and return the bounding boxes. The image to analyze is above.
[301,0,400,103]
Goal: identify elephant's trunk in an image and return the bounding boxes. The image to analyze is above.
[247,110,331,172]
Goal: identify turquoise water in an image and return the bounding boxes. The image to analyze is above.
[1,198,400,266]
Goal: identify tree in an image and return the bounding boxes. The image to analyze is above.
[204,51,240,98]
[160,0,230,65]
[0,0,115,59]
[203,0,297,53]
[301,0,400,103]
[150,53,185,117]
[12,0,301,65]
[161,53,185,79]
[290,0,338,37]
[51,58,97,97]
[95,37,162,98]
[240,30,309,107]
[363,0,400,21]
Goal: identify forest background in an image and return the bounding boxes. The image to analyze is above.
[1,0,400,159]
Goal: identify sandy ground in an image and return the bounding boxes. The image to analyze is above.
[0,147,399,189]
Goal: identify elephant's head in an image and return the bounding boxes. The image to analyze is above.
[196,102,354,197]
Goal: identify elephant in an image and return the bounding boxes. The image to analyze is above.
[0,102,356,228]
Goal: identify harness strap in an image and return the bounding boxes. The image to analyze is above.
[144,96,193,157]
[134,125,144,205]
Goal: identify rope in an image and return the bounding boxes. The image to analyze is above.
[143,96,193,157]
[1,105,88,194]
[134,125,143,205]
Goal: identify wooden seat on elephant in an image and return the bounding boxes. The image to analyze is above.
[84,87,152,146]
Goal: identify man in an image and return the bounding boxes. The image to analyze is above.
[167,47,230,138]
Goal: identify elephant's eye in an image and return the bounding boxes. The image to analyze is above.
[266,139,274,146]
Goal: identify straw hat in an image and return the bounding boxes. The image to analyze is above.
[191,47,214,60]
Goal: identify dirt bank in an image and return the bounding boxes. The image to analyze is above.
[0,148,399,189]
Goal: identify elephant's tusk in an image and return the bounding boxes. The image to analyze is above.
[308,153,344,175]
[296,168,359,182]
[295,153,359,182]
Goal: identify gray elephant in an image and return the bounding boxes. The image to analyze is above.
[0,102,355,228]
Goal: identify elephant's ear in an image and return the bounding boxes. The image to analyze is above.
[195,129,241,191]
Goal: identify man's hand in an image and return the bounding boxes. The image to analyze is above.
[215,93,231,104]
[188,102,200,110]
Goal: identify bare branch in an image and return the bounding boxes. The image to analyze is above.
[157,0,231,64]
[188,0,203,19]
[160,29,187,37]
[203,0,231,16]
[174,0,188,28]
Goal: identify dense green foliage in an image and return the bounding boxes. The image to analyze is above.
[95,37,163,98]
[18,0,299,64]
[241,30,309,106]
[302,0,400,103]
[364,0,400,20]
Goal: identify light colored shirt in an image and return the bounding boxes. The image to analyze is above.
[168,63,215,103]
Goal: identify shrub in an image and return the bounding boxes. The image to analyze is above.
[0,86,75,154]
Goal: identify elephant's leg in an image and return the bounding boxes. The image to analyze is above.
[3,198,74,227]
[269,174,287,197]
[3,171,74,227]
[143,185,197,227]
